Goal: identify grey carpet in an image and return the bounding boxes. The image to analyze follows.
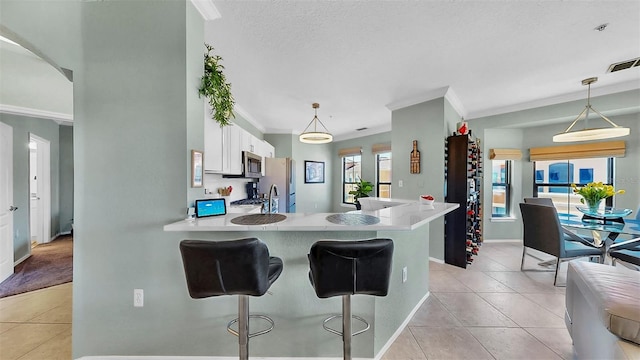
[0,235,73,298]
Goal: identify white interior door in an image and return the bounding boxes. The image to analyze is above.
[0,122,15,282]
[29,147,39,244]
[30,134,51,244]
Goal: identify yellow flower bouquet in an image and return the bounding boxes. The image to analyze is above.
[571,181,624,210]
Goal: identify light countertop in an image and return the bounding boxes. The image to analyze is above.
[226,204,262,214]
[164,199,458,232]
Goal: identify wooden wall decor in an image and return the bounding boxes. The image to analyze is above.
[410,140,420,174]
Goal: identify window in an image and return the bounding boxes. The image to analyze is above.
[491,160,511,217]
[533,157,614,216]
[342,154,362,204]
[376,152,392,198]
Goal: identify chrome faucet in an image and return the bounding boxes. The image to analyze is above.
[263,184,279,214]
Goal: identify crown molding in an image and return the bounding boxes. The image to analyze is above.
[467,80,640,120]
[234,104,266,133]
[443,87,467,119]
[385,86,467,117]
[386,87,448,111]
[0,104,73,125]
[190,0,221,21]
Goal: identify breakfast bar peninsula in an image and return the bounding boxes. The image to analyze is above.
[164,198,458,358]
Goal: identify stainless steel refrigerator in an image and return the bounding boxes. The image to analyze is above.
[263,158,296,213]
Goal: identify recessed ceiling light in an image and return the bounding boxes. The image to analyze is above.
[594,23,609,32]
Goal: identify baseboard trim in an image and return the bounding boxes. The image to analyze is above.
[14,253,30,267]
[483,239,522,243]
[373,291,431,360]
[77,357,371,360]
[428,256,444,264]
[74,293,433,360]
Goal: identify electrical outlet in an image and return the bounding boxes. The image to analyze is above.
[402,267,408,283]
[134,289,144,307]
[398,180,403,188]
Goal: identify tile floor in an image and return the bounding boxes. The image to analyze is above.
[382,241,575,360]
[0,242,575,359]
[0,282,72,360]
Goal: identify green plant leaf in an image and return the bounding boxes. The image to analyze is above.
[199,43,235,127]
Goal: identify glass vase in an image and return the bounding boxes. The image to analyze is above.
[584,198,603,214]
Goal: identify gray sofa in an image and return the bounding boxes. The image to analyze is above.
[566,261,640,359]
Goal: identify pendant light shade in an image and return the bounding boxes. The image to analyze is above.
[299,103,333,144]
[553,77,630,142]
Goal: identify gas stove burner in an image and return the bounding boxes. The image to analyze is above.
[230,199,264,205]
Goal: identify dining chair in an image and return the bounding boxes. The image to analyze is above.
[519,203,604,286]
[609,237,640,270]
[523,197,596,246]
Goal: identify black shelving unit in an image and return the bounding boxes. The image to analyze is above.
[445,133,483,268]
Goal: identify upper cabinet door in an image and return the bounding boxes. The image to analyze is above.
[227,125,243,175]
[263,141,275,158]
[204,101,241,175]
[258,140,275,176]
[204,102,223,173]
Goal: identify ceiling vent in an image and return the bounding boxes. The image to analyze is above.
[607,57,640,73]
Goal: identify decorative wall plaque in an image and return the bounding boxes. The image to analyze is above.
[410,140,420,174]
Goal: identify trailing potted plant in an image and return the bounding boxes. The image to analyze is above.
[199,43,235,127]
[349,179,373,210]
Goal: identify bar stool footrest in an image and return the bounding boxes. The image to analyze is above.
[322,314,370,337]
[227,314,275,338]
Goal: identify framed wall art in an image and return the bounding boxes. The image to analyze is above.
[304,160,325,183]
[191,150,203,188]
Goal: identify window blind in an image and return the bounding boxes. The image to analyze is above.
[489,148,522,160]
[371,143,391,154]
[338,147,362,156]
[529,141,625,161]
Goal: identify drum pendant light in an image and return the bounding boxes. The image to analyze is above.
[299,103,333,144]
[553,77,630,142]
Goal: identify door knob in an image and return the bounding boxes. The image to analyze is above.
[9,206,18,212]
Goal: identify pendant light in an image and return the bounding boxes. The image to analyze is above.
[553,77,630,142]
[299,103,333,144]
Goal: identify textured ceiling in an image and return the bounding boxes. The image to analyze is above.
[2,2,638,139]
[206,1,640,140]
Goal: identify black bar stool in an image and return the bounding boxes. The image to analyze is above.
[180,238,283,360]
[308,238,394,360]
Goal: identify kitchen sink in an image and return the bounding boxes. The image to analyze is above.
[231,213,287,225]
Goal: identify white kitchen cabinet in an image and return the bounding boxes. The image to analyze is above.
[227,125,242,175]
[258,140,275,175]
[204,101,275,175]
[241,129,259,154]
[204,102,242,175]
[204,108,223,173]
[263,140,275,158]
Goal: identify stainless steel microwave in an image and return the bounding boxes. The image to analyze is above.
[242,151,262,178]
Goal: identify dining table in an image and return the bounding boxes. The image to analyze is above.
[559,212,640,262]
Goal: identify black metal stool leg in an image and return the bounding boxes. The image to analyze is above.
[342,295,351,360]
[239,295,249,360]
